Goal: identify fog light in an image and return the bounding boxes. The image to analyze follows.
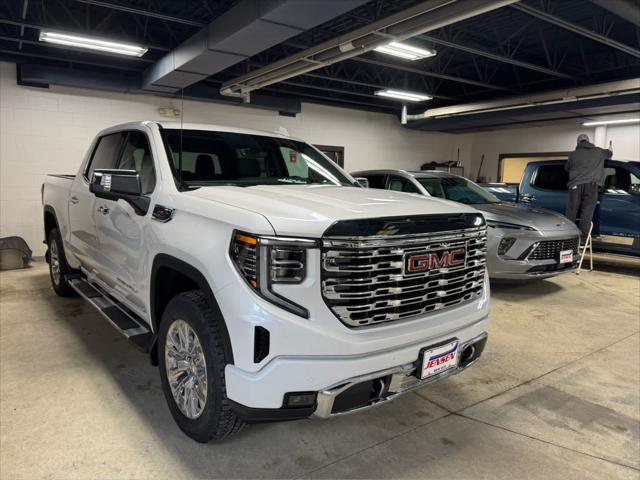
[498,237,516,256]
[284,392,317,408]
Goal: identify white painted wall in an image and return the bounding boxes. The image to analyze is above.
[3,55,636,256]
[456,123,640,182]
[0,61,458,255]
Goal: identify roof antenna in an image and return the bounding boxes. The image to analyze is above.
[178,85,184,189]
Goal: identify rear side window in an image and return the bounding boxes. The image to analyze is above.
[361,174,386,189]
[603,167,640,194]
[533,165,569,191]
[86,132,125,180]
[387,175,418,193]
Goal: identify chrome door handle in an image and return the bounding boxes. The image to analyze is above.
[97,205,110,215]
[70,196,79,204]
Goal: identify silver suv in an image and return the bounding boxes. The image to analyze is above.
[353,169,581,280]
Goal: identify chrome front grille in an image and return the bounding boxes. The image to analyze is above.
[528,237,579,260]
[321,227,487,328]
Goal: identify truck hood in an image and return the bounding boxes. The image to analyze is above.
[187,184,476,237]
[473,202,579,232]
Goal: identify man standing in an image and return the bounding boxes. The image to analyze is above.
[565,133,612,242]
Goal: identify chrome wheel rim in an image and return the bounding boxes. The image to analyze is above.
[165,319,208,419]
[50,240,61,286]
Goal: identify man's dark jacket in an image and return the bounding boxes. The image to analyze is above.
[565,141,612,188]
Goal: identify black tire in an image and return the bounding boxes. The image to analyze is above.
[158,290,244,443]
[47,228,76,297]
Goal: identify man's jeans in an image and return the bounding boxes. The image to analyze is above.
[566,182,598,240]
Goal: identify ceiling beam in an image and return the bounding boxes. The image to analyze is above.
[512,3,640,59]
[266,85,399,111]
[72,0,206,27]
[302,72,454,101]
[0,48,142,70]
[420,35,578,80]
[588,0,640,28]
[350,56,514,91]
[221,0,519,98]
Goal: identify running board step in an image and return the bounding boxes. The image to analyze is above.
[68,277,154,353]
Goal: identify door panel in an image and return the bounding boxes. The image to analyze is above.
[68,132,125,271]
[67,176,99,270]
[93,130,156,314]
[597,164,640,238]
[524,164,569,216]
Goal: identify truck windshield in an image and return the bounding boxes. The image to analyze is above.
[161,129,353,187]
[417,176,501,204]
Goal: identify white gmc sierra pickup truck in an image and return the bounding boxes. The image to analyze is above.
[42,121,489,442]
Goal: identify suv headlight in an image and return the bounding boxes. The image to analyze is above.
[230,231,318,318]
[487,220,536,231]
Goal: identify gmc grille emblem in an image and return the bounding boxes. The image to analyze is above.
[404,248,466,274]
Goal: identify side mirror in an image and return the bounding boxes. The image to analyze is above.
[90,169,149,215]
[630,184,640,196]
[354,177,370,188]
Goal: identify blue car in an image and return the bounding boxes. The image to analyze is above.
[484,160,640,256]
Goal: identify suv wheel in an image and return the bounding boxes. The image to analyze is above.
[47,228,76,297]
[158,290,244,442]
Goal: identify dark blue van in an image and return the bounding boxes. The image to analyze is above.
[484,160,640,256]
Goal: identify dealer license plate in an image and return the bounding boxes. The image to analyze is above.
[418,340,459,380]
[559,249,573,264]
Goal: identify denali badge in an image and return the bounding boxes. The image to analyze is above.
[404,248,466,274]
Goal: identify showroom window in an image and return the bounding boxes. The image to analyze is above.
[85,132,126,180]
[115,131,156,195]
[532,165,569,191]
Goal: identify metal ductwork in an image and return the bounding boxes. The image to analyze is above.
[142,0,371,93]
[220,0,519,100]
[17,64,302,115]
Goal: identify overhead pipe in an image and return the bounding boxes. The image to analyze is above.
[221,0,520,100]
[402,78,640,123]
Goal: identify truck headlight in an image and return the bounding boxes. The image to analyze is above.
[230,231,317,318]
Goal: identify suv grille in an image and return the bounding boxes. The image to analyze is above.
[528,237,579,261]
[321,227,487,328]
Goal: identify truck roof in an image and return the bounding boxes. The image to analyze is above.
[100,120,302,141]
[352,169,461,179]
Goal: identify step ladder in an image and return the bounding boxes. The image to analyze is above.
[576,222,594,275]
[68,276,154,352]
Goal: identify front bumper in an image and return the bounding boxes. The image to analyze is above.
[229,330,487,422]
[224,311,488,412]
[487,228,580,280]
[314,332,487,418]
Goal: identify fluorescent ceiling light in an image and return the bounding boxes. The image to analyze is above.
[39,31,148,57]
[374,89,432,102]
[582,118,640,126]
[374,41,436,61]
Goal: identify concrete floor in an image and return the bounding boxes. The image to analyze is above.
[1,262,639,479]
